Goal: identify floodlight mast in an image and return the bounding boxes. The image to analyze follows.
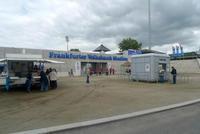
[148,0,152,50]
[65,36,69,51]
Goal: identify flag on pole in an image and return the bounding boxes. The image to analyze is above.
[176,46,179,57]
[172,46,176,57]
[180,45,184,57]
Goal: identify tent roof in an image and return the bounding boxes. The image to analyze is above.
[141,49,165,54]
[93,44,111,52]
[0,54,64,63]
[0,58,64,63]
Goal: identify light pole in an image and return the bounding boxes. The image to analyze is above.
[148,0,152,50]
[65,36,69,51]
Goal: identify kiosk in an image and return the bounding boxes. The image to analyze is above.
[0,54,64,87]
[131,53,170,82]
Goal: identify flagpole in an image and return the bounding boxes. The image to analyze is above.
[148,0,152,50]
[65,36,69,51]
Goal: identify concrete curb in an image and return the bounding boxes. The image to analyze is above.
[12,98,200,134]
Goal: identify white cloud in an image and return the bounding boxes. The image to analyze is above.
[0,0,200,53]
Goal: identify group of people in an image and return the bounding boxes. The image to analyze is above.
[88,68,103,75]
[25,68,57,92]
[105,68,115,75]
[125,69,131,74]
[88,68,115,76]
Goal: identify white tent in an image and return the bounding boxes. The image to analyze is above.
[0,54,64,63]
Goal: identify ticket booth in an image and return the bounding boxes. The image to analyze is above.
[131,53,170,82]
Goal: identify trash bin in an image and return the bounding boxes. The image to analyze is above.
[159,75,164,83]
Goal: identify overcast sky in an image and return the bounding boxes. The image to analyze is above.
[0,0,200,53]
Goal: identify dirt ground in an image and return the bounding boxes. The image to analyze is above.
[0,74,200,134]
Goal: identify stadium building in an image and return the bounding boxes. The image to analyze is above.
[0,45,130,76]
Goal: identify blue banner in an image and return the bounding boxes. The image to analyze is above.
[180,46,184,57]
[172,47,176,57]
[176,46,179,57]
[128,50,142,55]
[4,64,7,72]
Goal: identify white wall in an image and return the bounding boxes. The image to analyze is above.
[170,59,200,73]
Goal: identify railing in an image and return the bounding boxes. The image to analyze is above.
[170,55,200,60]
[167,73,194,84]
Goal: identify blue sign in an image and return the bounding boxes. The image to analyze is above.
[49,52,128,61]
[176,46,179,57]
[113,56,128,61]
[128,50,142,55]
[49,52,86,59]
[88,54,112,60]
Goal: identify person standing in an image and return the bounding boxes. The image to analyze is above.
[171,66,177,84]
[5,76,10,91]
[113,68,115,75]
[49,68,57,89]
[70,69,74,77]
[109,68,112,75]
[99,68,103,75]
[106,68,109,76]
[129,69,131,74]
[96,68,99,76]
[89,68,92,76]
[86,68,90,84]
[48,68,52,87]
[46,68,50,75]
[40,70,48,91]
[26,71,33,92]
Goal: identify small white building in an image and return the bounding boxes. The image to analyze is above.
[131,53,170,82]
[196,49,200,55]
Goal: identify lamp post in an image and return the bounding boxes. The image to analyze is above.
[65,36,69,51]
[148,0,152,50]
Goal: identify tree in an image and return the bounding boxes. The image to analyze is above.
[118,38,142,52]
[70,48,80,52]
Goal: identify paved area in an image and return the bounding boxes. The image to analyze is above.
[52,103,200,134]
[0,74,200,133]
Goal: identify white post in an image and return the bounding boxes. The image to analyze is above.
[67,41,68,52]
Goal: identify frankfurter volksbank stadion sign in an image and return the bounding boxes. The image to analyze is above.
[49,52,128,61]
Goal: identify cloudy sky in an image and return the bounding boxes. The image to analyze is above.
[0,0,200,53]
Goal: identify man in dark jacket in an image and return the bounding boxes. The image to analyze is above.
[40,70,48,91]
[171,66,177,84]
[26,71,33,92]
